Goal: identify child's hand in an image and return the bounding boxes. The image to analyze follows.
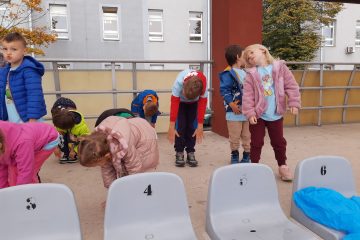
[229,101,241,114]
[249,116,257,125]
[167,122,179,144]
[290,107,299,115]
[192,123,204,144]
[53,147,62,158]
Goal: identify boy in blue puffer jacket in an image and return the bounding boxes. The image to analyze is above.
[0,32,46,123]
[219,45,251,164]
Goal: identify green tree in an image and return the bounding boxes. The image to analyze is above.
[0,0,56,55]
[263,0,343,63]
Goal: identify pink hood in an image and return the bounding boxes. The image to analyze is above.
[0,121,58,187]
[96,116,159,188]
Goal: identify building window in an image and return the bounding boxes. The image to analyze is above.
[322,21,335,47]
[189,64,200,71]
[57,63,71,70]
[323,64,334,70]
[102,7,119,40]
[49,4,69,39]
[189,11,202,42]
[356,20,360,47]
[103,63,123,69]
[150,64,164,70]
[148,9,163,41]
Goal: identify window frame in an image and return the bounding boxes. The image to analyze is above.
[322,21,336,47]
[356,20,360,47]
[148,9,164,42]
[102,6,120,41]
[149,64,164,70]
[49,4,69,40]
[189,11,203,42]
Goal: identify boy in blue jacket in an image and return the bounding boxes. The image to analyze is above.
[219,45,251,164]
[131,89,160,127]
[0,32,46,123]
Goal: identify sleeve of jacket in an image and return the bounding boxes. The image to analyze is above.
[14,140,35,185]
[242,75,256,119]
[282,64,301,108]
[130,95,142,116]
[0,164,9,188]
[219,72,235,104]
[101,161,117,188]
[23,68,46,119]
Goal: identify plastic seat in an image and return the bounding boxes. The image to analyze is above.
[104,172,197,240]
[0,183,82,240]
[291,156,357,240]
[206,163,317,240]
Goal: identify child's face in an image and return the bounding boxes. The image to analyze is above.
[246,48,266,67]
[1,40,26,67]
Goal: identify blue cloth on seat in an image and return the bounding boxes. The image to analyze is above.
[294,187,360,239]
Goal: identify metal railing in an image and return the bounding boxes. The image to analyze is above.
[287,62,360,126]
[39,59,214,120]
[39,59,360,126]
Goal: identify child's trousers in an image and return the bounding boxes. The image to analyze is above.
[175,102,197,153]
[227,120,251,152]
[8,148,55,186]
[249,118,287,166]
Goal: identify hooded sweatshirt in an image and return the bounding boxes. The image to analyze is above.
[0,56,46,121]
[96,116,159,188]
[0,121,58,188]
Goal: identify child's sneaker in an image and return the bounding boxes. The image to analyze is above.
[278,165,293,182]
[175,152,185,167]
[59,155,78,164]
[240,151,251,163]
[230,150,239,164]
[186,152,198,167]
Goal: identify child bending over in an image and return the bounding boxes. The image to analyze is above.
[0,121,59,188]
[131,89,160,127]
[78,116,159,188]
[52,103,90,164]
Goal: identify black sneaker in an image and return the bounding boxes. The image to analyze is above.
[186,152,198,167]
[59,155,78,164]
[175,152,185,167]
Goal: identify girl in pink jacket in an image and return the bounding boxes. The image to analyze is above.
[0,121,59,188]
[78,116,159,188]
[242,44,301,182]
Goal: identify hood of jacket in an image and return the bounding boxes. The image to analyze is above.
[4,56,44,76]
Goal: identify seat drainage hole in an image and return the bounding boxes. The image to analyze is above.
[250,230,256,233]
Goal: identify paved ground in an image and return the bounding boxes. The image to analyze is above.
[41,123,360,240]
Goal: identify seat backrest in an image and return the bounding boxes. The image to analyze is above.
[0,183,82,240]
[207,163,282,215]
[292,156,356,197]
[104,172,194,236]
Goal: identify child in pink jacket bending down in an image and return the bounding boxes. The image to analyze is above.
[78,116,159,188]
[242,44,301,182]
[0,121,59,188]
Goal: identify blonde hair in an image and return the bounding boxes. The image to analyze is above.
[78,131,110,167]
[243,44,275,67]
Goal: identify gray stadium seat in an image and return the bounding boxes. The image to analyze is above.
[104,172,197,240]
[206,163,317,240]
[291,155,357,240]
[0,183,82,240]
